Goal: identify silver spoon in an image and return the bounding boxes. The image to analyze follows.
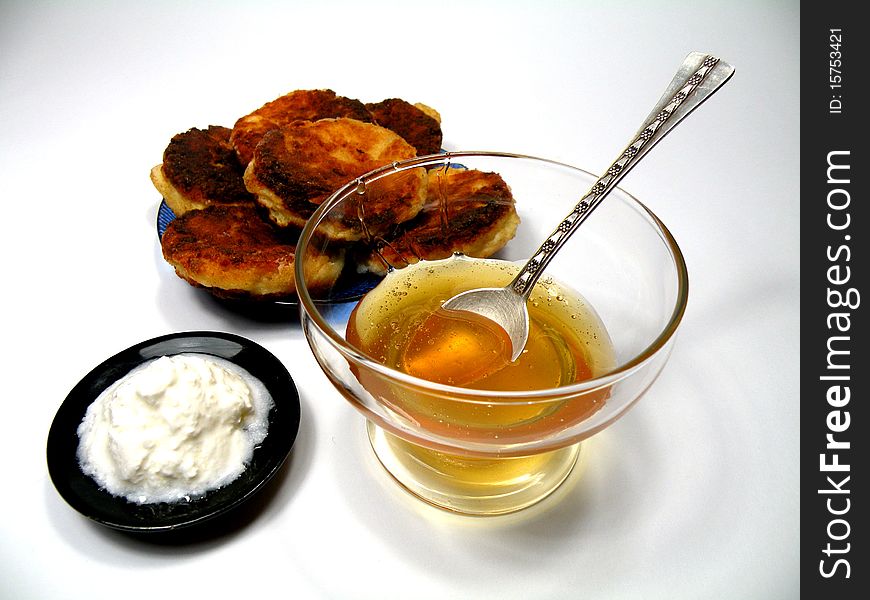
[442,51,735,361]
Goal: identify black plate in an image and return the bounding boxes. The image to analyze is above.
[46,331,300,533]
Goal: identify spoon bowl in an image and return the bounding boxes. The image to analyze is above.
[441,286,528,361]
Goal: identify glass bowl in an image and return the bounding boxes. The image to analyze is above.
[296,152,688,515]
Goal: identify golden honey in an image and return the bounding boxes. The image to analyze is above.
[347,254,615,433]
[345,255,616,512]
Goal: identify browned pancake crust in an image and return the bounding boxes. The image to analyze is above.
[231,89,373,165]
[244,118,426,241]
[151,126,256,216]
[365,98,443,155]
[359,168,520,275]
[161,204,342,299]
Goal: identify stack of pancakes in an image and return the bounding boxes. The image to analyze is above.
[151,89,519,300]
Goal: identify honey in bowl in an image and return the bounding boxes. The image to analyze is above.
[402,309,512,386]
[346,254,616,439]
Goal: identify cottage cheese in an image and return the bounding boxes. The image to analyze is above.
[76,353,272,504]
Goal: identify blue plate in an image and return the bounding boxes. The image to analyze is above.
[156,200,176,237]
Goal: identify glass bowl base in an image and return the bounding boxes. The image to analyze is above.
[367,421,580,516]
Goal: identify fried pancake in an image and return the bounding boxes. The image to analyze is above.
[161,204,343,299]
[150,126,256,217]
[244,118,427,241]
[413,102,441,123]
[365,98,443,155]
[358,168,520,275]
[231,89,373,165]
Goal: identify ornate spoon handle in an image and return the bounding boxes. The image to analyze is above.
[511,52,735,298]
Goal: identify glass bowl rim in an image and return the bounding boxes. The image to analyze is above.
[296,150,689,403]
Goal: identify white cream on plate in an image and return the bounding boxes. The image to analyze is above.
[76,353,273,504]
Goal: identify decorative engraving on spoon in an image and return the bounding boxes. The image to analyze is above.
[511,55,721,297]
[440,52,735,362]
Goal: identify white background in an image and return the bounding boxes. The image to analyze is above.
[0,1,799,598]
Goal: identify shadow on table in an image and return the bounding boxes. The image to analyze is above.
[329,405,659,577]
